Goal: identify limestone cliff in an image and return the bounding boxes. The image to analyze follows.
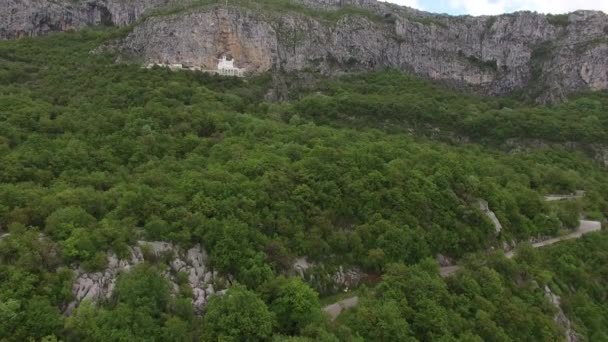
[114,3,608,102]
[0,0,177,39]
[2,0,608,101]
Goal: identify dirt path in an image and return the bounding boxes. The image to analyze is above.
[544,191,585,202]
[323,296,359,321]
[439,265,461,277]
[545,195,584,202]
[505,220,601,257]
[324,219,602,319]
[447,219,602,274]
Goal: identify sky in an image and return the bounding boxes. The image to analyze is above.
[386,0,608,16]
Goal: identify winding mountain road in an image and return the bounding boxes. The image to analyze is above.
[544,194,585,202]
[326,219,603,318]
[441,219,602,276]
[504,220,602,258]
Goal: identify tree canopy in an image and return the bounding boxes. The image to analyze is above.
[0,28,606,341]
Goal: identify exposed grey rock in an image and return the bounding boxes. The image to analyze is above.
[478,199,503,234]
[591,144,608,167]
[192,288,206,309]
[502,240,516,252]
[205,284,215,296]
[293,257,312,278]
[3,0,608,101]
[142,240,174,254]
[544,286,579,342]
[292,257,365,293]
[333,266,365,290]
[113,4,608,102]
[0,0,182,40]
[66,241,219,315]
[295,0,384,10]
[436,253,454,267]
[67,248,142,315]
[170,258,187,272]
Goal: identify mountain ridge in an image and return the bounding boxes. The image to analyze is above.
[2,0,608,102]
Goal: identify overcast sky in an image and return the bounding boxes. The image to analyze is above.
[386,0,608,16]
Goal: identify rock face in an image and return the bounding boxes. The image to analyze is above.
[0,0,177,39]
[115,3,608,102]
[591,145,608,167]
[292,257,365,294]
[478,199,503,234]
[544,286,579,342]
[66,240,221,315]
[436,253,455,267]
[2,0,608,101]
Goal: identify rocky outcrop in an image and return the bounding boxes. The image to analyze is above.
[292,257,365,293]
[478,199,503,235]
[436,253,455,267]
[0,0,179,39]
[66,240,222,315]
[112,4,608,102]
[333,266,366,290]
[293,257,313,278]
[591,144,608,167]
[544,286,579,342]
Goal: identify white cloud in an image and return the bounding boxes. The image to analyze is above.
[386,0,608,15]
[387,0,420,9]
[447,0,507,15]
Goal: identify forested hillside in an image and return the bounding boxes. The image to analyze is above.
[291,72,608,146]
[0,29,607,341]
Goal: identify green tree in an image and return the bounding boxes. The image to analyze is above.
[113,264,170,313]
[201,285,274,341]
[347,299,415,341]
[162,316,192,342]
[17,296,63,340]
[262,277,322,335]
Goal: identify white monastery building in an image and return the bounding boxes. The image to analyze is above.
[145,56,246,77]
[217,56,246,77]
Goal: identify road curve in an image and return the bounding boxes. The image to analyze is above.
[323,219,602,319]
[449,219,602,273]
[544,195,584,202]
[324,296,359,321]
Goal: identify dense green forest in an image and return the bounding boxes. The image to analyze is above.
[338,232,608,341]
[0,29,607,341]
[289,72,608,145]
